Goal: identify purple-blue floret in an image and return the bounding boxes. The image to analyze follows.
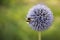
[27,4,53,31]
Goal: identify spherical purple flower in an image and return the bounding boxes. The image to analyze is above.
[26,4,53,31]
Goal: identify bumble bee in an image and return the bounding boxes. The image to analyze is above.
[26,18,34,23]
[26,18,31,22]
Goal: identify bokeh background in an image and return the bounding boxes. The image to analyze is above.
[0,0,60,40]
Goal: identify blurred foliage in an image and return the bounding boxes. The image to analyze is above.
[0,0,60,40]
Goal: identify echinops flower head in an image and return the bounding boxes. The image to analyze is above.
[26,4,53,31]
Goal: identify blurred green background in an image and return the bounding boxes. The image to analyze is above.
[0,0,60,40]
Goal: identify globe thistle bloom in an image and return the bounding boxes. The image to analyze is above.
[26,4,53,31]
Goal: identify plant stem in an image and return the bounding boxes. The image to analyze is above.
[38,32,41,40]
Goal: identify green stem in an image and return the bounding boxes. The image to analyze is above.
[38,32,41,40]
